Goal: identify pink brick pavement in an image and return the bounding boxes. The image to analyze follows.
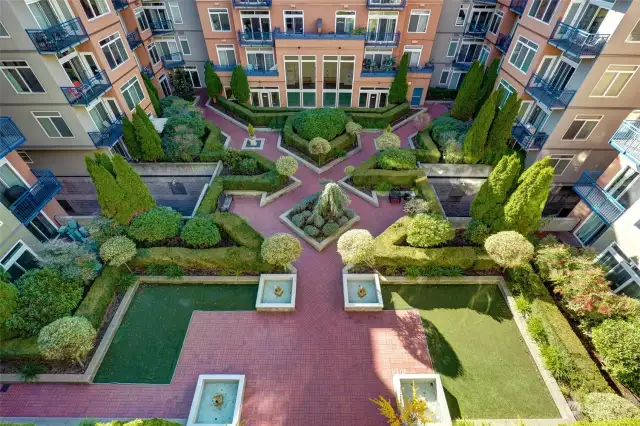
[0,100,449,424]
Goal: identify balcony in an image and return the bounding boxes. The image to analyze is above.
[126,30,142,50]
[88,113,125,148]
[465,22,489,38]
[150,19,174,35]
[361,69,397,77]
[365,32,400,47]
[549,22,610,59]
[525,73,576,110]
[610,120,640,166]
[9,169,62,225]
[142,65,154,79]
[452,60,472,71]
[367,0,406,10]
[238,31,275,46]
[232,0,271,7]
[408,63,435,74]
[61,70,112,106]
[213,65,236,72]
[574,171,625,225]
[0,117,26,160]
[111,0,128,11]
[244,66,278,77]
[161,52,185,69]
[273,29,365,41]
[509,0,528,14]
[496,33,512,53]
[512,119,548,150]
[26,18,88,54]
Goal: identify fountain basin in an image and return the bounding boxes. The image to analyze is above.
[392,374,452,426]
[256,274,296,312]
[187,374,246,426]
[343,273,383,311]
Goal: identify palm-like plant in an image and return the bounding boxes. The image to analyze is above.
[371,382,430,426]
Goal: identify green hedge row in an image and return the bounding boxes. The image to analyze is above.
[283,114,356,165]
[427,87,459,100]
[347,102,411,129]
[75,266,124,329]
[414,175,442,215]
[352,151,425,188]
[416,130,441,163]
[211,211,263,249]
[199,121,226,160]
[0,335,39,361]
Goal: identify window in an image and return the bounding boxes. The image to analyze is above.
[148,42,161,64]
[367,12,398,43]
[336,11,356,34]
[284,10,304,34]
[0,21,9,38]
[224,86,233,99]
[498,78,516,107]
[17,151,33,164]
[240,11,271,42]
[562,115,603,140]
[359,87,389,108]
[285,55,316,108]
[250,86,280,107]
[121,76,145,111]
[182,66,201,88]
[446,38,459,58]
[456,5,468,26]
[168,3,182,24]
[479,45,490,65]
[408,10,430,33]
[179,37,191,55]
[1,241,39,281]
[0,61,45,94]
[627,20,640,43]
[32,112,73,138]
[99,33,129,70]
[404,46,422,68]
[208,8,231,31]
[323,55,355,108]
[246,48,275,71]
[88,102,113,132]
[523,104,549,133]
[509,36,538,74]
[80,0,109,20]
[159,74,171,97]
[363,48,393,70]
[591,65,639,97]
[439,68,451,85]
[135,7,150,32]
[548,154,574,175]
[456,42,482,63]
[489,10,503,34]
[528,0,559,23]
[216,45,237,67]
[595,243,640,299]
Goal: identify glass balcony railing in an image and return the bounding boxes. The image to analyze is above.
[273,30,365,40]
[88,113,125,148]
[161,52,185,69]
[0,117,26,160]
[9,169,62,225]
[367,0,406,9]
[496,33,512,53]
[232,0,271,7]
[465,22,489,38]
[126,30,142,50]
[61,70,112,106]
[549,22,610,59]
[525,73,576,110]
[213,64,236,72]
[26,18,89,54]
[111,0,128,11]
[361,68,397,77]
[610,120,640,166]
[150,19,174,35]
[365,32,400,46]
[574,171,625,225]
[511,118,548,150]
[509,0,528,14]
[244,66,278,77]
[238,31,275,46]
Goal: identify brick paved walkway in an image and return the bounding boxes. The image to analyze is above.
[0,100,448,425]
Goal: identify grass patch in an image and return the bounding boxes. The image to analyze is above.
[94,284,257,384]
[382,284,559,420]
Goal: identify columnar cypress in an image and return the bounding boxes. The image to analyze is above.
[205,61,223,100]
[451,61,484,121]
[484,90,522,165]
[93,152,115,176]
[85,156,125,220]
[475,59,500,117]
[389,53,409,104]
[463,89,498,164]
[230,66,250,103]
[134,105,163,161]
[122,115,141,160]
[112,154,156,224]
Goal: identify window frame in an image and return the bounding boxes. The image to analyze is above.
[208,8,231,32]
[561,114,603,141]
[488,10,504,35]
[0,60,46,95]
[0,240,40,280]
[439,68,451,86]
[0,21,9,38]
[80,0,110,21]
[168,3,182,24]
[148,42,161,65]
[446,37,459,58]
[246,47,276,72]
[335,11,356,34]
[358,86,390,109]
[99,32,130,71]
[509,35,539,74]
[120,75,145,111]
[284,10,304,34]
[626,19,640,43]
[548,154,574,175]
[407,9,431,33]
[216,44,237,67]
[178,36,191,56]
[403,45,423,68]
[479,45,491,65]
[321,55,355,108]
[594,242,640,296]
[135,7,150,32]
[182,66,202,88]
[528,0,559,24]
[455,5,469,26]
[31,111,74,138]
[16,151,34,164]
[590,65,639,98]
[284,55,316,108]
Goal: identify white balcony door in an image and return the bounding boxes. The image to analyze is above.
[27,0,73,29]
[367,13,398,42]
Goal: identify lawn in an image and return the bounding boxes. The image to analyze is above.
[94,284,257,384]
[381,284,560,420]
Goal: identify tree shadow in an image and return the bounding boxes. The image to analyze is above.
[421,317,464,379]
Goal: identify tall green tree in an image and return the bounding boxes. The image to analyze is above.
[484,90,521,165]
[122,115,141,160]
[142,73,161,116]
[463,89,498,164]
[231,66,250,103]
[205,61,223,100]
[475,59,500,117]
[451,61,484,121]
[389,53,409,104]
[93,152,114,176]
[134,105,163,161]
[85,156,126,220]
[112,154,156,224]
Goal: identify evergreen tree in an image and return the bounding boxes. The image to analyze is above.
[475,59,500,117]
[484,90,521,165]
[142,74,162,117]
[205,61,223,100]
[112,154,156,224]
[451,61,484,121]
[122,115,141,160]
[85,156,126,220]
[230,66,250,103]
[389,53,409,104]
[134,105,163,161]
[170,68,195,101]
[93,152,114,176]
[463,89,498,164]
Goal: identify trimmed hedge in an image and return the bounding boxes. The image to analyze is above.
[569,421,640,426]
[75,266,123,329]
[414,175,442,215]
[197,180,224,216]
[96,420,182,426]
[427,87,459,100]
[211,212,263,249]
[352,151,423,188]
[0,335,40,361]
[348,103,411,128]
[283,115,356,165]
[416,130,441,163]
[199,121,225,160]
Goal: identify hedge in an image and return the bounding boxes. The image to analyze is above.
[416,130,441,163]
[199,121,225,160]
[352,151,424,188]
[283,114,356,165]
[75,266,123,329]
[569,421,640,426]
[211,211,263,249]
[197,180,224,216]
[348,103,411,128]
[0,335,40,360]
[414,175,442,215]
[427,87,459,100]
[0,422,36,426]
[95,420,182,426]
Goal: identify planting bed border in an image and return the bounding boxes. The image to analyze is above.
[338,175,379,207]
[277,134,363,175]
[256,273,297,312]
[241,137,265,150]
[279,207,360,252]
[393,373,452,426]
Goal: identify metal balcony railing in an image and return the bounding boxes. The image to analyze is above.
[88,113,125,148]
[365,32,400,46]
[361,68,397,77]
[142,65,154,79]
[9,169,62,225]
[126,30,142,50]
[111,0,128,11]
[549,22,610,59]
[408,63,435,73]
[496,33,512,53]
[161,52,185,69]
[273,30,366,40]
[574,171,625,225]
[465,22,489,38]
[245,67,278,77]
[238,31,275,46]
[511,118,548,150]
[150,19,174,35]
[61,70,112,106]
[232,0,271,7]
[26,18,89,54]
[0,117,26,160]
[366,0,406,9]
[452,60,472,71]
[525,73,576,110]
[213,64,236,72]
[509,0,528,14]
[610,120,640,166]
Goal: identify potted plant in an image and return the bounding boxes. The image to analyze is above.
[248,123,256,142]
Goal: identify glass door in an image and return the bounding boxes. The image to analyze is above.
[61,55,91,85]
[368,93,378,109]
[28,0,63,29]
[469,8,492,29]
[241,12,271,41]
[575,213,608,245]
[549,61,575,90]
[0,162,27,208]
[367,15,397,42]
[88,102,113,132]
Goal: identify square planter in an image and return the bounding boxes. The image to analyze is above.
[242,138,265,150]
[187,374,246,426]
[343,273,383,311]
[256,273,297,312]
[392,374,452,426]
[280,208,360,252]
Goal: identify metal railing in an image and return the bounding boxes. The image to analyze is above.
[549,22,610,58]
[213,64,236,72]
[610,120,640,166]
[0,117,26,160]
[61,70,112,106]
[88,113,125,148]
[126,30,142,50]
[26,18,88,54]
[142,65,154,79]
[366,0,406,9]
[361,69,397,77]
[238,31,275,46]
[245,67,278,76]
[232,0,271,7]
[273,30,366,40]
[496,33,512,53]
[408,63,435,73]
[525,73,576,110]
[452,60,472,71]
[9,169,62,225]
[465,22,489,37]
[511,118,548,150]
[473,0,497,4]
[161,52,185,68]
[365,31,400,46]
[509,0,528,14]
[573,171,625,225]
[150,19,174,35]
[111,0,128,11]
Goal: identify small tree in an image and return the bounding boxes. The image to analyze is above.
[451,61,484,121]
[231,66,250,103]
[38,316,96,366]
[475,59,500,117]
[484,231,534,268]
[85,156,126,220]
[205,61,223,100]
[389,53,409,104]
[170,68,195,101]
[275,156,298,176]
[309,137,331,163]
[484,90,521,165]
[142,73,161,116]
[376,129,401,150]
[592,318,640,394]
[261,233,302,268]
[346,121,363,136]
[100,236,137,268]
[133,105,163,161]
[337,229,374,266]
[122,115,141,160]
[112,154,156,223]
[313,182,350,221]
[462,89,498,164]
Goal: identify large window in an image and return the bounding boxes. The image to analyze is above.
[1,241,39,281]
[0,61,45,94]
[408,10,430,33]
[99,32,129,70]
[284,10,304,34]
[455,5,469,26]
[367,12,398,43]
[121,76,145,111]
[241,11,271,41]
[359,87,388,109]
[87,101,113,132]
[285,55,316,108]
[246,48,275,71]
[208,8,231,31]
[446,38,459,58]
[182,66,201,88]
[596,244,640,299]
[404,46,422,68]
[336,11,355,34]
[591,65,638,98]
[32,111,73,138]
[562,114,602,140]
[148,42,161,64]
[135,7,149,32]
[363,48,393,70]
[323,55,354,108]
[627,20,640,43]
[179,37,191,55]
[216,45,237,67]
[489,10,503,34]
[80,0,109,20]
[528,0,559,23]
[509,36,538,74]
[439,68,451,86]
[498,78,516,107]
[548,154,574,175]
[251,86,280,107]
[168,3,182,24]
[478,45,490,65]
[456,42,482,64]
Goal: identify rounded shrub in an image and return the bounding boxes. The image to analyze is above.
[37,240,100,285]
[38,316,96,364]
[291,213,306,227]
[337,229,374,266]
[592,318,640,394]
[304,225,320,238]
[581,393,640,421]
[275,156,298,176]
[128,207,184,244]
[261,233,302,267]
[484,231,534,268]
[346,121,363,136]
[293,108,347,141]
[100,236,137,267]
[403,198,433,217]
[322,222,340,237]
[344,165,355,176]
[377,148,416,170]
[313,215,326,228]
[309,137,331,157]
[465,219,491,245]
[376,131,401,150]
[406,214,455,248]
[0,281,18,324]
[181,216,221,248]
[338,216,349,226]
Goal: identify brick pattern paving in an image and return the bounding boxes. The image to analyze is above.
[0,100,448,424]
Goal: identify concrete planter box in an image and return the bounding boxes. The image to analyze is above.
[421,163,493,178]
[393,373,452,426]
[277,134,363,175]
[187,374,246,426]
[256,273,297,312]
[225,175,302,208]
[338,176,379,207]
[343,273,383,311]
[280,208,360,252]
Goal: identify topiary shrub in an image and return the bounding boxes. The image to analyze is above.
[406,214,455,248]
[376,130,401,150]
[344,165,355,176]
[581,393,640,421]
[293,108,347,141]
[592,318,640,394]
[484,231,534,268]
[38,316,96,365]
[403,198,433,216]
[275,156,298,176]
[181,216,221,248]
[128,207,183,244]
[465,219,491,245]
[261,233,302,267]
[100,236,137,267]
[313,215,326,228]
[338,216,349,226]
[309,137,331,161]
[37,240,101,285]
[304,225,320,238]
[337,229,374,266]
[346,121,363,136]
[322,222,340,237]
[377,148,416,170]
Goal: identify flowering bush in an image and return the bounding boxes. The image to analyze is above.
[261,233,302,267]
[337,229,374,266]
[275,156,299,176]
[581,392,640,421]
[484,231,534,268]
[309,137,331,156]
[128,207,183,243]
[346,121,363,136]
[38,240,101,285]
[181,216,221,248]
[592,318,640,394]
[376,131,401,150]
[406,214,455,248]
[38,316,96,364]
[100,236,137,267]
[403,198,433,216]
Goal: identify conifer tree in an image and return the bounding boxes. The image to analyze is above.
[111,154,156,224]
[122,115,141,160]
[85,156,125,220]
[484,90,521,165]
[463,89,498,164]
[170,68,195,101]
[230,66,250,103]
[142,73,161,116]
[451,61,484,121]
[475,59,500,117]
[93,152,115,176]
[389,53,409,104]
[205,61,223,100]
[134,105,163,161]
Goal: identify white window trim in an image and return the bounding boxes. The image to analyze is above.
[147,42,161,65]
[119,75,145,112]
[439,68,451,86]
[245,48,276,71]
[594,242,640,295]
[403,45,422,66]
[249,86,280,107]
[183,66,202,88]
[479,45,491,64]
[446,38,459,58]
[561,114,604,141]
[284,55,317,108]
[216,44,237,67]
[489,10,504,35]
[178,36,191,56]
[335,10,356,33]
[0,240,40,272]
[83,0,111,22]
[284,10,304,33]
[0,59,46,95]
[0,21,9,38]
[508,35,539,75]
[407,9,431,33]
[549,154,575,176]
[99,31,130,72]
[626,19,640,43]
[30,111,74,138]
[208,8,231,32]
[134,7,150,32]
[168,3,182,25]
[321,55,355,108]
[590,65,639,98]
[455,5,469,27]
[358,87,390,109]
